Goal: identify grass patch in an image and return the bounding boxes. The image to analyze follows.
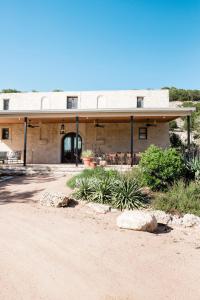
[152,180,200,216]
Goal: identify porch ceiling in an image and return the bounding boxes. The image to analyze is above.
[0,107,195,124]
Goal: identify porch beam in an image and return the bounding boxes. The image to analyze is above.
[187,115,191,149]
[75,115,79,167]
[130,116,134,166]
[23,117,28,166]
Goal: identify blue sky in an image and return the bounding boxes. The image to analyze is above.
[0,0,199,91]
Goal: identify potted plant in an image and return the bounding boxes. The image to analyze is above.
[81,150,94,167]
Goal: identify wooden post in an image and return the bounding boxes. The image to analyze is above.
[187,115,191,150]
[130,116,134,166]
[75,116,79,167]
[23,117,28,166]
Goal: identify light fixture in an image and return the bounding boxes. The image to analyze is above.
[60,123,65,135]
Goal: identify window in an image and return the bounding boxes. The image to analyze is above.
[137,97,144,108]
[2,128,9,140]
[66,96,78,109]
[139,127,147,140]
[3,99,9,110]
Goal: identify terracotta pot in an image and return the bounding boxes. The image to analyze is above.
[82,157,91,167]
[90,161,97,168]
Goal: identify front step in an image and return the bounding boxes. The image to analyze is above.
[0,164,132,176]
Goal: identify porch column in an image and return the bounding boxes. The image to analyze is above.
[187,115,191,149]
[75,115,79,167]
[130,116,134,166]
[23,117,28,166]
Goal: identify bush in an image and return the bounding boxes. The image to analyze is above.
[185,156,200,181]
[139,145,185,191]
[112,177,148,210]
[169,120,178,130]
[152,181,200,216]
[70,168,148,210]
[67,167,119,189]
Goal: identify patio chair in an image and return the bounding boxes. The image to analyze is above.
[0,152,8,164]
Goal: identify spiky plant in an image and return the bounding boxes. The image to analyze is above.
[111,178,149,210]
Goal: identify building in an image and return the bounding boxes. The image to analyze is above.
[0,89,194,166]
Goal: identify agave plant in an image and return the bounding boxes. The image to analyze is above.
[185,157,200,181]
[89,177,115,204]
[111,177,149,210]
[73,178,94,200]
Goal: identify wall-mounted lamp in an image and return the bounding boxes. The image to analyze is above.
[60,123,65,135]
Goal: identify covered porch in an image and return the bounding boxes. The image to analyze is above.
[0,108,194,167]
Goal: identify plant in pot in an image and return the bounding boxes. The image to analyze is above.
[82,150,94,167]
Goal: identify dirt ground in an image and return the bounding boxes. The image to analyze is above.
[0,175,200,300]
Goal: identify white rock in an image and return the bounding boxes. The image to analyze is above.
[40,192,70,207]
[86,203,111,214]
[117,211,157,232]
[169,215,183,226]
[151,210,172,224]
[182,214,200,227]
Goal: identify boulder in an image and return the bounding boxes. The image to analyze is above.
[86,203,111,214]
[151,210,172,224]
[40,192,70,207]
[117,211,157,232]
[181,214,200,227]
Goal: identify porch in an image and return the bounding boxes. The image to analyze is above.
[0,107,194,167]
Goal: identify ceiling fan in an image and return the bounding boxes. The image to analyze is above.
[28,120,40,128]
[145,120,157,127]
[94,120,105,128]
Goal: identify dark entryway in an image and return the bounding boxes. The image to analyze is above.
[61,132,82,163]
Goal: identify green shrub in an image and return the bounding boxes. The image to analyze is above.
[112,177,148,210]
[169,120,178,130]
[139,145,185,191]
[81,149,94,158]
[89,177,115,204]
[74,178,94,200]
[185,156,200,181]
[152,180,200,216]
[67,167,119,189]
[71,168,148,209]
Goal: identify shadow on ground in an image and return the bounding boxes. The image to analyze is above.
[0,175,56,205]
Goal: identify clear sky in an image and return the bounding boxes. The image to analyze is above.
[0,0,199,91]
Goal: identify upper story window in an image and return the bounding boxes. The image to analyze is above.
[2,128,10,140]
[137,97,144,108]
[66,96,78,109]
[139,127,147,140]
[3,99,9,110]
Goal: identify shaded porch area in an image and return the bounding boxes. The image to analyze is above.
[0,107,194,167]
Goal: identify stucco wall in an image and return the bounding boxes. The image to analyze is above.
[0,122,169,163]
[0,89,169,111]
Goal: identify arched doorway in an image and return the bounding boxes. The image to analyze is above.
[61,132,82,163]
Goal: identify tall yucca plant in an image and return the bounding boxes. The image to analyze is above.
[112,178,149,210]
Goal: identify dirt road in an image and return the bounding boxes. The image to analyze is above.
[0,176,200,300]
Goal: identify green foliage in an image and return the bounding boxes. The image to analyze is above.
[112,178,148,210]
[139,145,185,191]
[170,132,184,149]
[67,167,119,189]
[168,87,200,102]
[169,120,178,130]
[52,89,63,92]
[81,149,94,158]
[69,168,148,209]
[152,181,200,216]
[1,89,21,93]
[185,157,200,181]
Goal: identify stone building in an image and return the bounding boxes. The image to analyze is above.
[0,89,194,165]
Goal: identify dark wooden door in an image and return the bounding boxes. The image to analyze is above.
[62,132,82,163]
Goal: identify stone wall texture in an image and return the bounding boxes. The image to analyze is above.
[0,122,169,163]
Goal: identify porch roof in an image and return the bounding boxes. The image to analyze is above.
[0,107,195,123]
